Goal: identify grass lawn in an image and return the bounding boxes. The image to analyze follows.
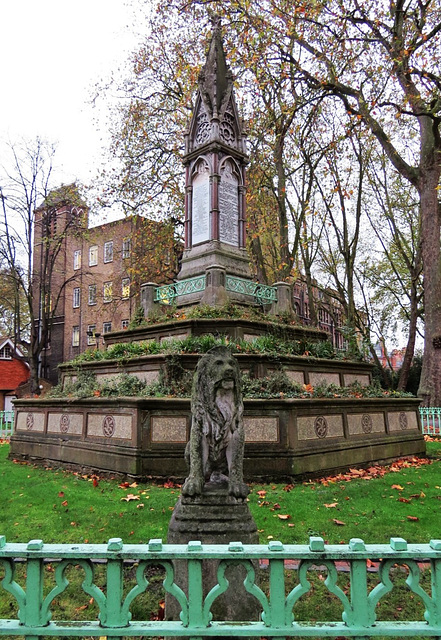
[1,440,440,545]
[1,441,441,633]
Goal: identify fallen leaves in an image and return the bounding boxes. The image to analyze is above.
[324,502,338,508]
[121,494,140,502]
[311,456,432,486]
[333,519,346,526]
[407,516,419,521]
[391,484,404,491]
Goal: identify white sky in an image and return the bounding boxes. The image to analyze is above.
[0,0,142,187]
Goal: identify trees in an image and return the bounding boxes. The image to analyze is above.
[0,138,84,394]
[103,0,441,401]
[191,0,440,404]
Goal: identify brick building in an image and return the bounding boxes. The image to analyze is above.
[33,187,180,384]
[0,338,30,411]
[292,279,346,350]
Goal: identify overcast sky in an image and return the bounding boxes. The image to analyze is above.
[0,0,142,187]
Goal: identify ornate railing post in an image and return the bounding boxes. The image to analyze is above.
[271,282,293,315]
[141,282,159,317]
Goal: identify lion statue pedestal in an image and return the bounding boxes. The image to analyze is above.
[166,347,259,624]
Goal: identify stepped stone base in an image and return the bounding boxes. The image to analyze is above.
[166,482,259,624]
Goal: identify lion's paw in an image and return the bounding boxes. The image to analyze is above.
[228,481,250,499]
[182,476,204,497]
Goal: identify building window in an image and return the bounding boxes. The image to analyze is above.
[122,277,130,299]
[122,319,129,330]
[103,322,112,334]
[104,241,114,263]
[88,284,97,305]
[89,245,98,266]
[87,324,96,346]
[103,281,113,303]
[73,249,81,270]
[73,287,81,308]
[0,345,12,359]
[72,326,80,347]
[122,238,131,259]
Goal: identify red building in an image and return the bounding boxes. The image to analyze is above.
[0,338,30,412]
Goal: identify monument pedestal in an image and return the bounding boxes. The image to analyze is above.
[166,483,260,624]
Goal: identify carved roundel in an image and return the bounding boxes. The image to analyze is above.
[361,414,373,434]
[314,415,328,439]
[60,414,70,433]
[399,412,408,430]
[26,413,34,431]
[103,415,116,438]
[220,120,235,144]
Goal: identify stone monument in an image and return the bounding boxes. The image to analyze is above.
[167,346,259,622]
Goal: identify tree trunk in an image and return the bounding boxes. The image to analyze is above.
[417,118,441,406]
[397,279,419,391]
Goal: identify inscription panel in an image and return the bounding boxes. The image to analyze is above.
[132,370,160,384]
[244,416,279,442]
[151,416,188,443]
[87,413,133,439]
[309,372,341,387]
[388,410,418,431]
[347,413,385,436]
[192,167,210,245]
[285,370,305,385]
[297,414,344,440]
[47,412,83,435]
[344,373,370,387]
[16,411,45,432]
[219,162,239,246]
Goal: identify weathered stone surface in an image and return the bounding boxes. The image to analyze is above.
[167,485,259,624]
[86,413,132,439]
[182,347,248,500]
[285,369,305,385]
[309,372,341,386]
[344,373,371,387]
[16,411,45,432]
[347,412,385,435]
[244,416,279,442]
[297,414,344,440]
[47,412,83,435]
[151,416,188,443]
[388,410,418,431]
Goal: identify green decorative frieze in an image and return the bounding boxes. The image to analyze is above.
[225,275,277,304]
[154,276,206,304]
[1,536,441,637]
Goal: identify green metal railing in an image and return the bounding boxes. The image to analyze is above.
[1,535,441,637]
[419,406,441,436]
[154,276,206,304]
[0,411,13,439]
[225,275,277,304]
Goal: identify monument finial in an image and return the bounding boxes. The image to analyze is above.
[198,13,231,118]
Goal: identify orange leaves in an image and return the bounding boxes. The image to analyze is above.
[314,456,432,486]
[333,519,346,526]
[120,494,140,502]
[391,484,404,491]
[324,502,338,508]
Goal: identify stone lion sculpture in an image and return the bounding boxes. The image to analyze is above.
[182,346,249,499]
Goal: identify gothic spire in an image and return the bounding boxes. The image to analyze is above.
[198,14,233,118]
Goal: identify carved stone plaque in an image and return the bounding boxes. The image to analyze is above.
[219,161,239,246]
[192,164,210,245]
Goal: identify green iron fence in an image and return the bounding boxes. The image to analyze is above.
[1,535,441,637]
[419,406,441,436]
[225,275,277,305]
[154,276,206,304]
[0,411,13,440]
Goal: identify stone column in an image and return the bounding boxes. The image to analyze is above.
[271,281,293,315]
[140,282,158,317]
[200,267,229,307]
